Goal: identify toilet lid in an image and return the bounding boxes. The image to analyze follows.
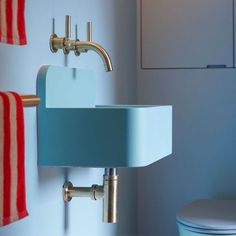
[176,200,236,233]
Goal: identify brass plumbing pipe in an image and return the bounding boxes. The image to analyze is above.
[20,94,40,107]
[103,168,118,223]
[63,168,118,223]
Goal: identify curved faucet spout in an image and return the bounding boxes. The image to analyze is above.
[75,41,113,72]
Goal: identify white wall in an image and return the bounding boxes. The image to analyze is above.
[137,1,236,236]
[0,1,137,235]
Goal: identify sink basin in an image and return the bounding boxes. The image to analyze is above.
[37,66,172,167]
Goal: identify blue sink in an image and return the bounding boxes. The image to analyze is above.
[37,66,172,167]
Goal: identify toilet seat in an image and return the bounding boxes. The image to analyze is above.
[176,199,236,234]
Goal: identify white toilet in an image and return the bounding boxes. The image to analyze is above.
[176,199,236,236]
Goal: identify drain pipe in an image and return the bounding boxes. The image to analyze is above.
[103,168,118,223]
[63,168,118,223]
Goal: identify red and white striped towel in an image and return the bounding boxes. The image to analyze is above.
[0,0,27,45]
[0,92,28,227]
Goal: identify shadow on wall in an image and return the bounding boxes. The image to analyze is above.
[137,70,236,236]
[111,0,137,104]
[38,166,90,233]
[110,1,138,235]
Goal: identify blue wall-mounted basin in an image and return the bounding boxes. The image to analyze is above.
[37,66,172,167]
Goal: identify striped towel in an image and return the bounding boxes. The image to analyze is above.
[0,0,27,45]
[0,92,28,227]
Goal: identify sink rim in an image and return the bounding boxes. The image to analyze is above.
[95,105,169,109]
[44,104,172,110]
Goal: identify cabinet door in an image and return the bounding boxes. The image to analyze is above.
[141,0,233,69]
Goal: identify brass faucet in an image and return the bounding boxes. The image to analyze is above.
[49,16,113,72]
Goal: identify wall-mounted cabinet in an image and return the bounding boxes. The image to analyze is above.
[141,0,234,69]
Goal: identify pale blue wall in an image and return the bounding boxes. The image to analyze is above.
[137,3,236,236]
[0,1,137,236]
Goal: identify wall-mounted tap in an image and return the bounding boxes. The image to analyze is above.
[49,15,113,72]
[63,168,118,223]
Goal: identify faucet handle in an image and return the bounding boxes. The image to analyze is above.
[74,24,81,56]
[65,15,71,38]
[63,15,71,54]
[87,22,92,42]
